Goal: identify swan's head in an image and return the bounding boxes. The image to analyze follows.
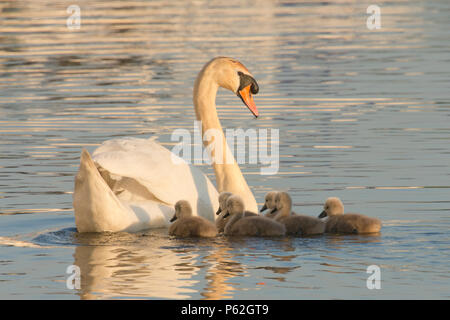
[216,191,233,215]
[260,191,278,212]
[223,195,245,218]
[274,191,292,214]
[171,200,193,222]
[199,57,259,118]
[319,197,344,218]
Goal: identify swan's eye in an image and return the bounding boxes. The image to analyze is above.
[237,71,259,95]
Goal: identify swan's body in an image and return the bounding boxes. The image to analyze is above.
[224,195,285,237]
[319,197,382,234]
[215,192,257,233]
[74,140,219,232]
[169,200,217,238]
[74,57,260,232]
[272,192,325,236]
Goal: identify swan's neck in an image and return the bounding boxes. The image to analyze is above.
[193,69,257,212]
[224,212,243,234]
[274,206,290,221]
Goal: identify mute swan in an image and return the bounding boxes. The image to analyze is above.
[318,197,382,234]
[223,195,285,237]
[259,191,278,218]
[168,200,217,238]
[272,192,325,236]
[74,57,260,232]
[215,191,257,233]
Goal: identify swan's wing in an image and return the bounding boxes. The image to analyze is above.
[92,137,219,219]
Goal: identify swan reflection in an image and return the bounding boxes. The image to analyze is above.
[72,232,245,299]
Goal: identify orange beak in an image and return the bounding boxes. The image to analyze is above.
[238,84,259,118]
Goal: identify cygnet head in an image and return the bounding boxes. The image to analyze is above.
[318,197,344,218]
[273,191,292,214]
[223,195,245,218]
[216,191,233,215]
[171,200,193,222]
[260,191,278,212]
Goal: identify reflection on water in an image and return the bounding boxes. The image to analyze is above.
[73,238,203,299]
[0,0,449,299]
[31,229,386,299]
[72,231,295,299]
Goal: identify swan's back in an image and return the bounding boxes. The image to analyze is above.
[92,137,219,220]
[270,191,323,236]
[169,216,217,238]
[216,210,257,233]
[278,215,325,236]
[325,214,381,234]
[225,216,285,237]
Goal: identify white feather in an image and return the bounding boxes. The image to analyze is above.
[73,138,219,233]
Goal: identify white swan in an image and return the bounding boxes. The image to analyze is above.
[74,57,260,232]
